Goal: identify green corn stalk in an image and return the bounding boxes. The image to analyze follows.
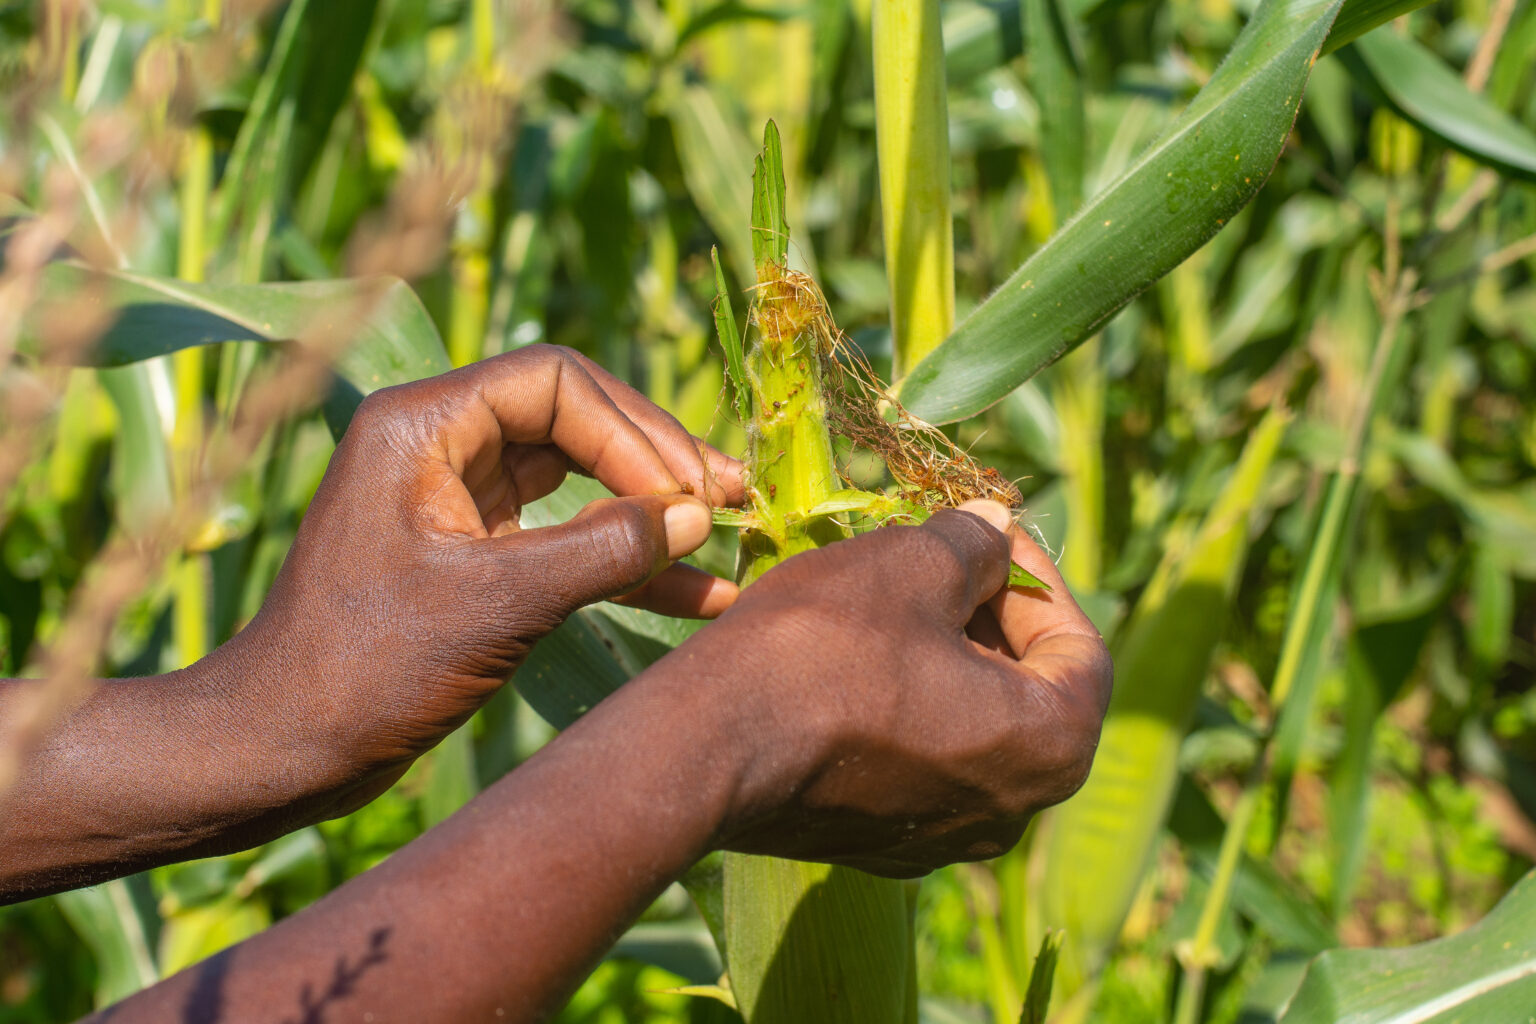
[171,0,221,671]
[873,0,954,378]
[719,121,916,1024]
[1033,405,1290,1017]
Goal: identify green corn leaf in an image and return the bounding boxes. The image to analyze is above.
[1319,0,1437,57]
[608,920,725,987]
[96,363,175,535]
[725,857,912,1023]
[31,262,450,436]
[898,0,1347,424]
[1008,562,1051,591]
[751,120,789,277]
[1023,0,1086,222]
[1342,29,1536,182]
[713,246,751,424]
[209,0,312,246]
[53,876,160,1005]
[1020,931,1064,1024]
[1034,408,1288,999]
[1278,868,1536,1023]
[668,85,759,284]
[157,895,270,976]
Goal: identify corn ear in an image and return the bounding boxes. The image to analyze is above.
[718,120,916,1024]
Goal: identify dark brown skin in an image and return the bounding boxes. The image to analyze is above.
[0,344,1112,1022]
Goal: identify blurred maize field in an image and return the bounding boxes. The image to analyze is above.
[2,0,1536,1021]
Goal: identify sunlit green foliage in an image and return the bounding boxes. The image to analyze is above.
[2,0,1535,1021]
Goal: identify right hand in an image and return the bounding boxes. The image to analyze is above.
[656,501,1113,877]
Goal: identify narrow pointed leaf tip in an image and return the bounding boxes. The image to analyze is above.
[1010,562,1052,591]
[1020,930,1064,1024]
[750,119,789,277]
[710,247,751,423]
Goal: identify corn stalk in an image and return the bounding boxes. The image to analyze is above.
[873,0,954,378]
[718,122,917,1024]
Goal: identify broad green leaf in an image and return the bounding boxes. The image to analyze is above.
[1343,30,1536,182]
[609,920,725,986]
[1278,868,1536,1023]
[899,0,1347,424]
[96,362,174,535]
[54,876,160,1005]
[724,857,912,1024]
[33,262,450,434]
[1319,0,1437,57]
[1034,408,1288,998]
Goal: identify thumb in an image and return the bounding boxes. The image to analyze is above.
[492,494,714,620]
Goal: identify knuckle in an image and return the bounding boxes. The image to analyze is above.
[529,343,582,376]
[582,502,658,581]
[353,384,406,424]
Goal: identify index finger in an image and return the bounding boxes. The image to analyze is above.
[565,350,746,507]
[463,347,684,498]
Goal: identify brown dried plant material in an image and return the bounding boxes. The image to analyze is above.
[760,268,1022,512]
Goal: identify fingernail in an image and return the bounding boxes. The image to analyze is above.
[958,499,1013,534]
[663,498,713,559]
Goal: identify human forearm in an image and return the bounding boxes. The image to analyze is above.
[3,348,744,904]
[0,626,357,903]
[95,667,734,1024]
[75,504,1111,1023]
